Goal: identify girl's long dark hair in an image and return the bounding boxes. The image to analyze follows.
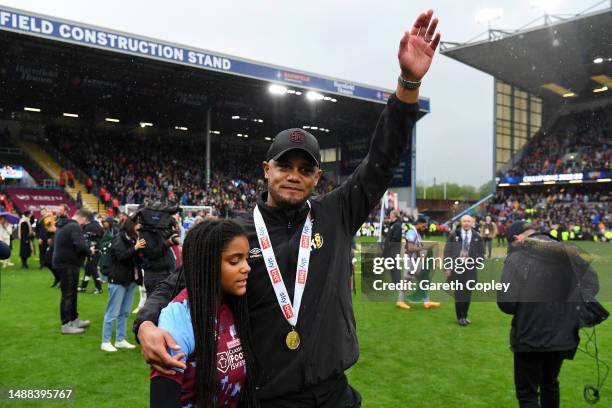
[182,220,258,408]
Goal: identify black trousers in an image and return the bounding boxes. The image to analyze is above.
[452,270,476,320]
[39,241,48,267]
[390,267,401,284]
[80,253,102,290]
[49,266,61,284]
[514,351,565,408]
[483,238,493,258]
[260,374,361,408]
[59,266,80,324]
[454,291,472,319]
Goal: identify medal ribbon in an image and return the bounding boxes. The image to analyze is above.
[253,202,312,328]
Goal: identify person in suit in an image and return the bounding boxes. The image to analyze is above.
[444,215,484,326]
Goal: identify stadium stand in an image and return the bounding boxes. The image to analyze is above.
[43,126,336,216]
[504,104,611,177]
[489,186,610,241]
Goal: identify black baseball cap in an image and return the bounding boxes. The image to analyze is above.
[266,128,321,167]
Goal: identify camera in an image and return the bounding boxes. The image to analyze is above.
[83,231,99,251]
[132,202,181,238]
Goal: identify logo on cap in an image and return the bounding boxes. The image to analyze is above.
[289,131,304,143]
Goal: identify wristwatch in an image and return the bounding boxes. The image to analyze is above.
[398,76,421,90]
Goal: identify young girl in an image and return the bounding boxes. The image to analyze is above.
[150,220,256,408]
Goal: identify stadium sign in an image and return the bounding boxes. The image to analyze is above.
[4,187,76,218]
[0,6,431,110]
[523,173,584,183]
[497,171,611,186]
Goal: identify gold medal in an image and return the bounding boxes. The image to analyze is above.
[285,328,301,350]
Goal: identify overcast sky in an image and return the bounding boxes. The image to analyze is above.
[1,0,602,186]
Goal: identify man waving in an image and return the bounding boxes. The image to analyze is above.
[136,9,441,407]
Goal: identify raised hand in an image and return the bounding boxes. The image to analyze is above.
[398,9,441,82]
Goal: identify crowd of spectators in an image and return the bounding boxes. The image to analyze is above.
[486,187,611,241]
[46,127,336,216]
[504,105,611,177]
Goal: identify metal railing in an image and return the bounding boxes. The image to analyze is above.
[447,193,496,225]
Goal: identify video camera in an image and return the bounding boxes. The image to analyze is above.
[83,231,100,251]
[132,203,181,239]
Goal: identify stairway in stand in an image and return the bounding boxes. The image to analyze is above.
[17,141,107,213]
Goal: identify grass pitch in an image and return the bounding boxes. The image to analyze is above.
[0,240,610,407]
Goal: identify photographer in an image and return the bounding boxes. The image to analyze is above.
[98,217,117,281]
[78,213,105,294]
[497,221,601,408]
[135,204,180,294]
[52,209,95,335]
[100,216,143,352]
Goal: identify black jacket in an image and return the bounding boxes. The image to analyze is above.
[52,218,90,269]
[138,228,175,276]
[35,219,49,241]
[98,230,115,276]
[497,235,599,354]
[134,94,419,400]
[382,219,403,258]
[83,220,104,250]
[109,232,140,285]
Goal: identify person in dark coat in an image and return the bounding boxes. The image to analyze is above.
[53,209,94,334]
[18,212,33,269]
[78,214,104,294]
[36,208,50,269]
[497,221,600,408]
[98,217,117,281]
[76,190,83,209]
[100,216,144,352]
[444,214,484,325]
